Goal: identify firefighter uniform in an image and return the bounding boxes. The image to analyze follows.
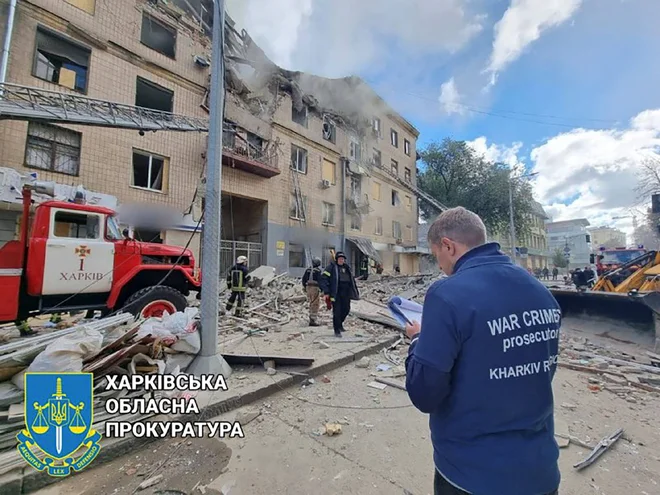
[320,251,360,337]
[226,256,250,317]
[302,257,322,326]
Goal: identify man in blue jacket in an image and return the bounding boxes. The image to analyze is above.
[405,207,560,495]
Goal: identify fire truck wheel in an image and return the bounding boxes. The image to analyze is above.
[123,286,187,318]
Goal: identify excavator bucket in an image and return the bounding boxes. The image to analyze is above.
[550,288,660,346]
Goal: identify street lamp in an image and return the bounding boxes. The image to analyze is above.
[509,172,539,261]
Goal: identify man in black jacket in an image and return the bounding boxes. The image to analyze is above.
[302,257,322,326]
[225,256,250,317]
[320,251,360,337]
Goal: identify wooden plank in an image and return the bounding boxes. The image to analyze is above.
[374,377,406,391]
[221,353,314,367]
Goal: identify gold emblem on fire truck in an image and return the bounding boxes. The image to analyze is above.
[74,246,91,271]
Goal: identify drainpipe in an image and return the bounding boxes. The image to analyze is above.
[340,158,346,253]
[0,0,17,86]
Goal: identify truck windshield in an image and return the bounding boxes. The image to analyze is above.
[600,250,645,265]
[106,216,123,240]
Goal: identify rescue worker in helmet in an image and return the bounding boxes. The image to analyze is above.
[302,257,323,326]
[226,256,250,317]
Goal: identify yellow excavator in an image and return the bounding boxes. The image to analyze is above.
[550,250,660,343]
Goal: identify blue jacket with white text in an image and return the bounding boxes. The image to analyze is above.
[405,242,561,495]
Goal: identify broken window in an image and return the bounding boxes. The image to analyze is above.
[350,214,361,231]
[247,132,264,158]
[290,194,308,221]
[405,195,413,210]
[372,148,381,167]
[404,167,411,182]
[53,211,99,239]
[322,202,335,225]
[404,139,411,156]
[350,176,361,196]
[33,28,90,93]
[375,217,383,235]
[391,189,401,207]
[390,129,399,148]
[132,150,167,192]
[289,243,306,268]
[393,221,402,240]
[373,117,381,137]
[350,139,362,162]
[223,122,236,149]
[141,13,176,59]
[372,181,381,201]
[322,120,336,143]
[322,159,336,184]
[25,122,81,176]
[391,159,398,176]
[292,105,308,127]
[291,145,308,173]
[135,77,173,113]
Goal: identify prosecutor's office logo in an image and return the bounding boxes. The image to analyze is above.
[17,373,102,477]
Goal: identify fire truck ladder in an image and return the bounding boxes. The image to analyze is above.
[375,162,448,213]
[290,166,313,266]
[0,83,209,132]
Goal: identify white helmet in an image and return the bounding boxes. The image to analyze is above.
[237,256,248,264]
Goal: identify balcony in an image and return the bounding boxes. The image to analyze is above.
[222,124,280,178]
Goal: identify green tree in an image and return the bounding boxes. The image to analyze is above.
[551,248,569,268]
[417,138,535,238]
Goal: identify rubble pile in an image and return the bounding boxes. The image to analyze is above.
[0,310,203,464]
[559,333,660,402]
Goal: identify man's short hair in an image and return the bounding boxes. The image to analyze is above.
[427,207,487,248]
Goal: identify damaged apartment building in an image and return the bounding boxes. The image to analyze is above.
[0,0,421,277]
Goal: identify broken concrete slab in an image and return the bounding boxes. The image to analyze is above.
[355,357,370,369]
[248,266,277,288]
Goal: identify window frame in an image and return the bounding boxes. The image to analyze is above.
[391,189,400,207]
[390,129,399,148]
[292,105,308,127]
[392,221,402,239]
[131,149,168,193]
[373,117,381,137]
[291,144,308,174]
[288,243,306,268]
[404,139,411,156]
[135,76,174,113]
[404,167,412,182]
[350,214,362,231]
[32,26,91,94]
[375,216,383,235]
[140,13,177,59]
[322,201,335,226]
[51,209,102,240]
[322,120,336,143]
[391,159,398,176]
[371,181,382,201]
[24,122,82,177]
[290,194,308,221]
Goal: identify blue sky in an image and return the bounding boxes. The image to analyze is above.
[227,0,660,236]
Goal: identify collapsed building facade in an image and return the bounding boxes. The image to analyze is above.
[0,0,422,276]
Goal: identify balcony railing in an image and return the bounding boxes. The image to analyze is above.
[222,130,280,178]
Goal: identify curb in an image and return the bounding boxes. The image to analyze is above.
[13,334,402,494]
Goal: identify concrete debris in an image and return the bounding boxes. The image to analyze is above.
[324,423,342,436]
[367,381,388,390]
[137,474,163,491]
[266,368,277,376]
[318,341,331,349]
[356,357,371,369]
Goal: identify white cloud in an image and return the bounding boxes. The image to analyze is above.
[227,0,484,77]
[467,136,524,169]
[530,109,660,234]
[438,78,466,116]
[485,0,583,85]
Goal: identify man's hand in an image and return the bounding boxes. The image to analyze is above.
[405,320,421,340]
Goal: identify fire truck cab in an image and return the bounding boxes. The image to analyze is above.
[0,180,200,324]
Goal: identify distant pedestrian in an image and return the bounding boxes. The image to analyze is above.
[358,257,370,281]
[225,256,250,317]
[542,266,549,280]
[405,207,560,495]
[302,257,322,326]
[394,265,401,274]
[320,251,360,337]
[552,267,559,280]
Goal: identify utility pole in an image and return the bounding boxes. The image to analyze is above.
[508,172,538,264]
[188,0,232,377]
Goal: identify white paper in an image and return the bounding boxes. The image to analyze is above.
[388,296,423,327]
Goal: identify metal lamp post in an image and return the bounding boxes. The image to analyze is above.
[188,0,232,377]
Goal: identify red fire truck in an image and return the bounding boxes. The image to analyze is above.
[0,180,200,325]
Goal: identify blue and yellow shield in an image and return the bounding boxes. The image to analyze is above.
[17,372,102,477]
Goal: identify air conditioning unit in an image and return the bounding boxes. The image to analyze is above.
[320,179,331,189]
